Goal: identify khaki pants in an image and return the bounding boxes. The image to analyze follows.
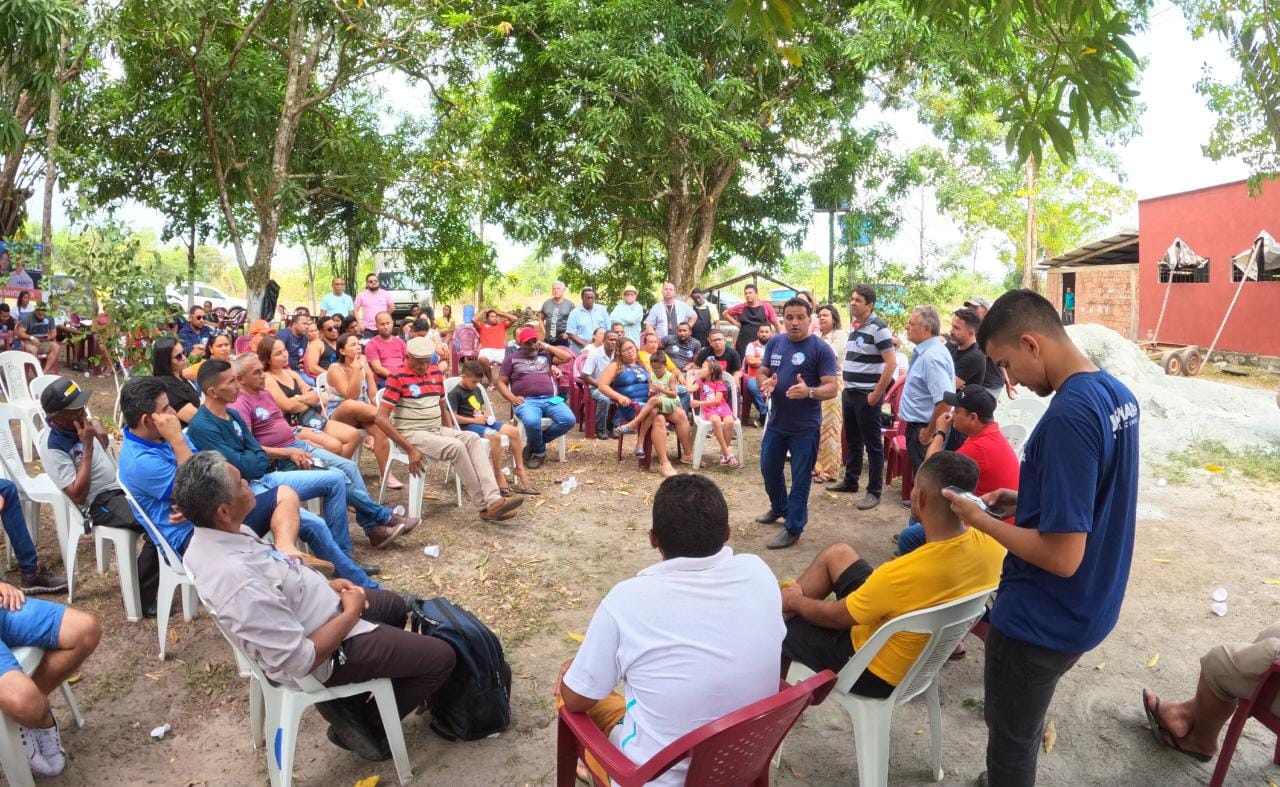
[404,427,501,511]
[1201,622,1280,713]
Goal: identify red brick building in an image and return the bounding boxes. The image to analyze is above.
[1043,179,1280,357]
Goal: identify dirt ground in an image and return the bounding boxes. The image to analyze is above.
[7,374,1280,786]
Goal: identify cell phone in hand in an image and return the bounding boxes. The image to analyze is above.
[943,486,1007,519]
[310,457,328,470]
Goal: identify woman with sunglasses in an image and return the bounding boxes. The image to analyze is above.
[151,336,202,423]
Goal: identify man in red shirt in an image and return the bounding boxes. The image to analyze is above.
[472,307,517,386]
[364,311,406,388]
[895,386,1019,554]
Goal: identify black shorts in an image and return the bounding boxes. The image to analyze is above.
[782,558,896,699]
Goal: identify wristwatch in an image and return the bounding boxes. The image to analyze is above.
[807,388,814,399]
[934,430,947,438]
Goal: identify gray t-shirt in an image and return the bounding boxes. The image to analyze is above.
[40,428,120,513]
[540,298,575,340]
[21,311,53,338]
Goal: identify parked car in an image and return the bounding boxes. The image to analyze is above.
[166,281,246,312]
[377,270,432,320]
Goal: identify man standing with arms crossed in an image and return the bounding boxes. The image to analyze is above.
[353,273,395,339]
[830,284,897,509]
[942,290,1138,787]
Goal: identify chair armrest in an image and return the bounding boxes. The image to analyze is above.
[558,707,643,784]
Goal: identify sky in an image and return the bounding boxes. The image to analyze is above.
[39,0,1252,285]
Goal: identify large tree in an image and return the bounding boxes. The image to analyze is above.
[103,0,438,315]
[456,0,1145,291]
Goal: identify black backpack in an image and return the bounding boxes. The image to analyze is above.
[409,595,513,741]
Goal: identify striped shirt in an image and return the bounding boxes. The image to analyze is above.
[380,367,445,432]
[842,314,895,390]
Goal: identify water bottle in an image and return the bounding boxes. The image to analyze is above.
[560,480,571,495]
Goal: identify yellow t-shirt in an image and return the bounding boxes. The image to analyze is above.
[638,350,679,375]
[845,527,1005,685]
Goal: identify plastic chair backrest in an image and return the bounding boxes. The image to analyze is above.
[836,588,993,704]
[314,372,328,397]
[1000,423,1029,456]
[116,468,187,572]
[0,404,39,484]
[883,374,906,418]
[28,374,61,403]
[1001,398,1048,427]
[570,352,591,385]
[234,335,253,354]
[443,376,498,424]
[454,324,480,356]
[0,351,40,403]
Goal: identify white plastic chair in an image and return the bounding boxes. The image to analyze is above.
[0,646,85,787]
[314,371,365,466]
[374,390,462,517]
[205,610,413,787]
[515,415,567,463]
[26,374,61,405]
[443,375,510,452]
[1000,398,1048,431]
[0,404,73,577]
[0,352,45,461]
[117,472,199,659]
[690,379,745,469]
[1000,423,1029,459]
[780,588,995,786]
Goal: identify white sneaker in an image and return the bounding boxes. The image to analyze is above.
[19,725,54,776]
[32,719,66,775]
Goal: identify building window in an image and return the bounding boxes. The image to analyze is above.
[1232,264,1280,282]
[1159,263,1210,284]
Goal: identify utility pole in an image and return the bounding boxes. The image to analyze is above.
[1022,156,1039,291]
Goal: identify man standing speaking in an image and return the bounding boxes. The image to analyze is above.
[754,297,839,550]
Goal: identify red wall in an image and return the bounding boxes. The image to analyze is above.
[1138,179,1280,356]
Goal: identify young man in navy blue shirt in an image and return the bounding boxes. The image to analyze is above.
[753,298,839,550]
[943,289,1138,787]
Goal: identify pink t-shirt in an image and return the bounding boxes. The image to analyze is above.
[230,388,296,448]
[354,289,396,331]
[364,335,407,377]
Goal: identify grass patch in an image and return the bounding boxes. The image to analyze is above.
[183,660,238,699]
[1156,440,1280,485]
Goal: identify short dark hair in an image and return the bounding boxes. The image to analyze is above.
[915,451,979,496]
[121,377,168,428]
[782,297,811,316]
[189,305,205,316]
[817,303,842,329]
[174,451,238,529]
[652,475,728,558]
[852,283,877,306]
[953,307,981,331]
[197,358,233,392]
[743,283,757,293]
[289,313,308,326]
[460,359,485,377]
[976,289,1066,353]
[412,318,431,333]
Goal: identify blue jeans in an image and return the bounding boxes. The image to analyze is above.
[514,396,576,456]
[759,429,819,535]
[244,489,378,589]
[897,518,925,555]
[589,389,615,435]
[288,441,391,533]
[746,377,768,417]
[255,468,350,552]
[0,480,35,573]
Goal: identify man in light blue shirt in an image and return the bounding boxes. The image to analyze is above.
[565,287,610,354]
[319,276,355,317]
[645,281,696,337]
[898,305,955,479]
[609,284,645,344]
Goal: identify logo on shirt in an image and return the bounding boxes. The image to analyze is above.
[408,384,421,397]
[770,353,783,366]
[254,406,270,422]
[232,420,243,438]
[1109,401,1139,435]
[791,352,806,365]
[534,356,547,369]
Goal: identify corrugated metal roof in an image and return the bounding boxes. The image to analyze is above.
[1039,232,1139,269]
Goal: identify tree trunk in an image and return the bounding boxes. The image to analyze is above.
[475,214,485,307]
[302,243,317,312]
[186,218,197,311]
[1022,156,1039,292]
[664,160,737,292]
[0,94,38,240]
[41,60,63,267]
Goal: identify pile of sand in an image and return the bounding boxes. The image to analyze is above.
[1063,324,1280,459]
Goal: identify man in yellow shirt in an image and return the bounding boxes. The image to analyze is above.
[781,451,1005,696]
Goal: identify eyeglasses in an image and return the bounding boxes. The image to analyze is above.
[172,352,185,360]
[324,326,338,333]
[191,315,204,321]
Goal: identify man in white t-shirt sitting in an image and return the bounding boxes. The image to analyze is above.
[555,474,784,785]
[743,323,773,426]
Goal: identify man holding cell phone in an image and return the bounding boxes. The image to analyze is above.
[942,290,1138,787]
[497,326,577,469]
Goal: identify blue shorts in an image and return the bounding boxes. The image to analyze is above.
[0,598,66,676]
[461,423,496,438]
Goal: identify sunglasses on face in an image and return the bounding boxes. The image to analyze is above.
[172,352,185,360]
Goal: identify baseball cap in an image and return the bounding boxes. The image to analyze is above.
[40,376,91,415]
[943,387,996,420]
[516,326,539,344]
[963,296,992,310]
[406,336,437,358]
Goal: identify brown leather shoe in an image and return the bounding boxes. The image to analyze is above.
[367,522,406,549]
[388,514,421,536]
[479,496,525,521]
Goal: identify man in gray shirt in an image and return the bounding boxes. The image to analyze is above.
[176,451,456,762]
[540,280,575,348]
[39,377,159,616]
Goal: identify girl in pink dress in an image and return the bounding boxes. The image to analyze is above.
[691,356,738,467]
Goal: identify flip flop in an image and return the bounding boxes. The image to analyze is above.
[1142,690,1212,763]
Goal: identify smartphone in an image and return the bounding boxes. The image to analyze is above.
[310,457,328,470]
[943,486,1007,519]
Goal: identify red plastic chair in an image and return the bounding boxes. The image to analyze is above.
[881,375,912,501]
[569,353,592,434]
[454,324,480,363]
[556,671,837,787]
[1209,659,1280,786]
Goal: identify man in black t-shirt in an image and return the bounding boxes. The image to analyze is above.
[949,308,987,389]
[693,329,742,380]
